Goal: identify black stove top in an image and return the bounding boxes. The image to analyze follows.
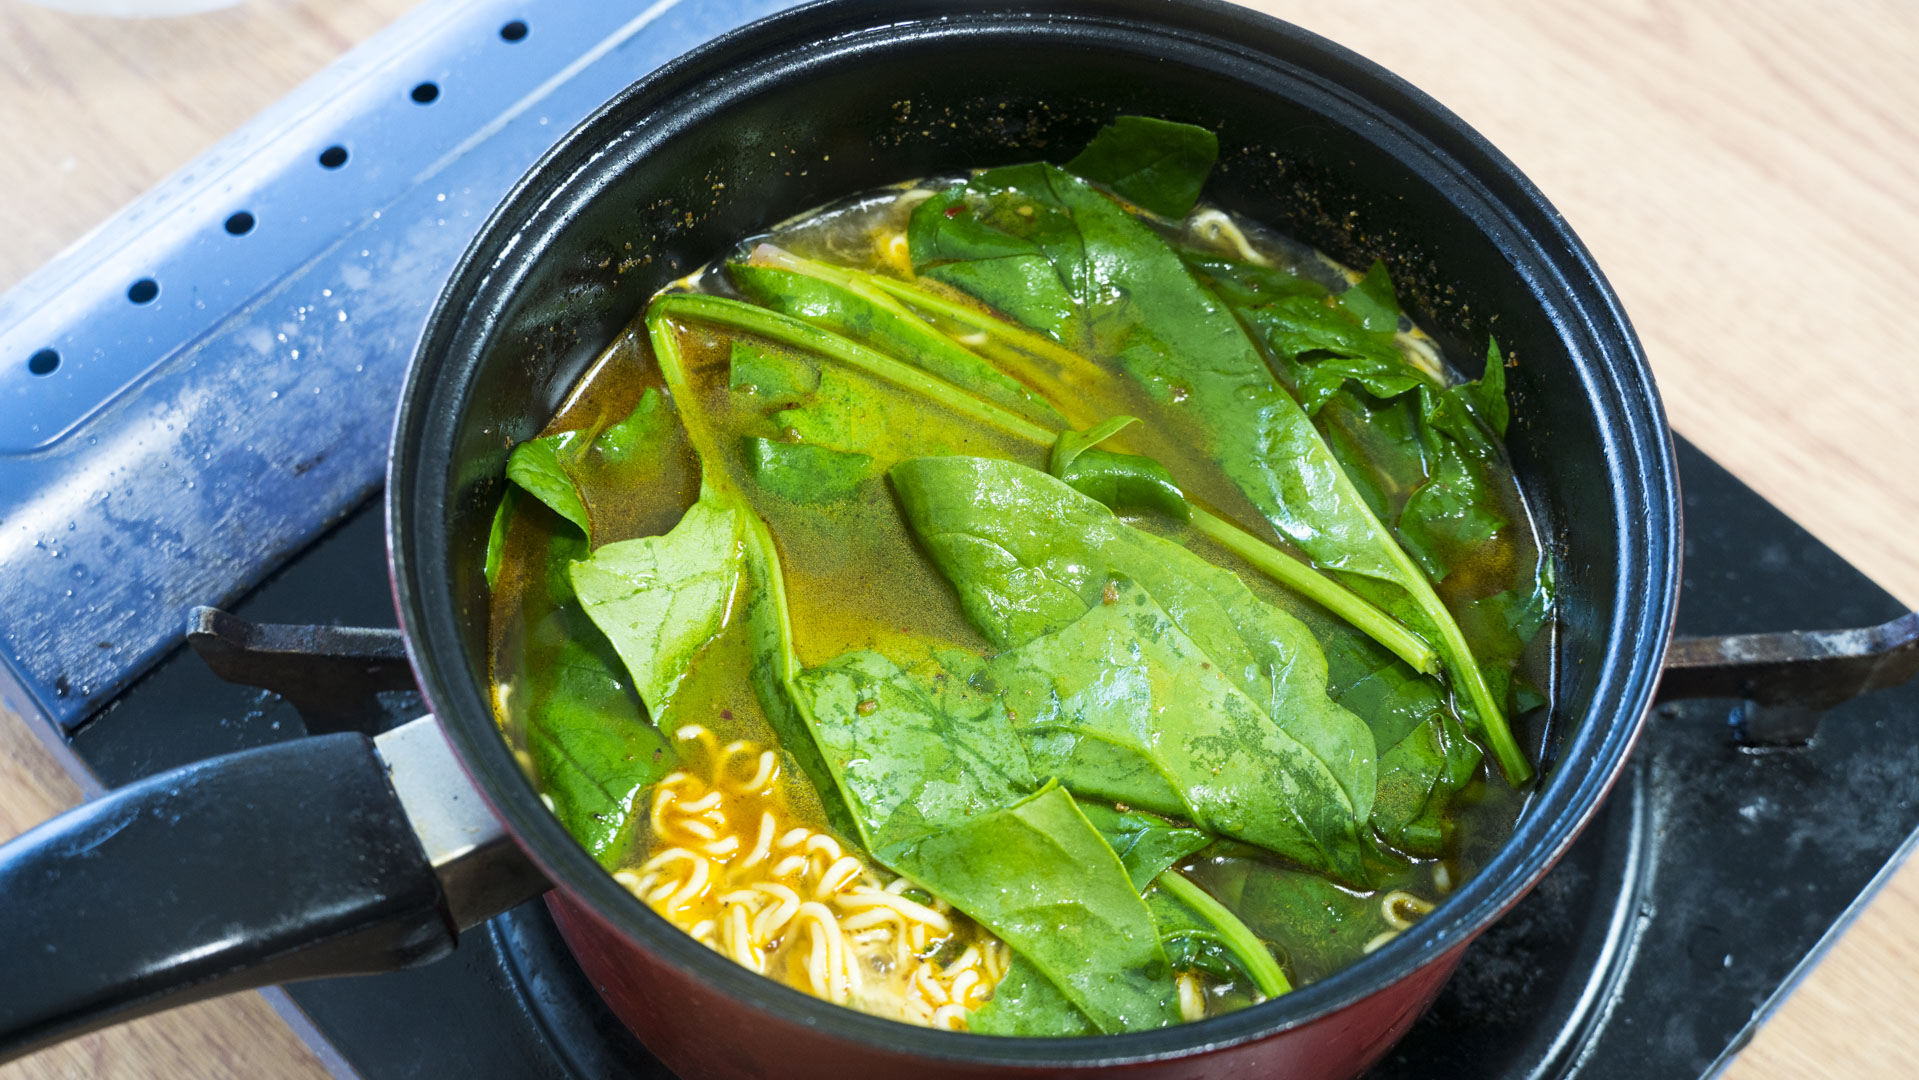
[60,436,1918,1080]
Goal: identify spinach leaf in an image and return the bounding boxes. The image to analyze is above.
[1146,871,1289,998]
[1372,711,1480,855]
[1056,448,1189,521]
[785,638,1178,1031]
[595,387,670,463]
[1076,801,1212,892]
[1177,249,1329,310]
[1049,415,1139,473]
[1394,416,1503,581]
[507,509,676,868]
[731,263,1063,427]
[905,163,1532,784]
[504,388,677,540]
[643,302,866,840]
[650,294,1055,446]
[762,248,1113,395]
[984,578,1372,882]
[1189,856,1390,986]
[1048,416,1188,521]
[970,955,1098,1037]
[523,618,674,868]
[884,783,1179,1033]
[1337,260,1405,335]
[728,340,818,405]
[745,436,870,504]
[789,648,1035,854]
[506,431,591,535]
[568,490,745,717]
[768,366,908,461]
[1062,115,1219,220]
[484,487,516,591]
[736,510,864,842]
[891,455,1377,837]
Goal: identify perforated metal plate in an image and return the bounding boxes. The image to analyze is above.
[0,0,789,734]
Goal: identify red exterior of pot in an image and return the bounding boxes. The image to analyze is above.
[548,891,1465,1080]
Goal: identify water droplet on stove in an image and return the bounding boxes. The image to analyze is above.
[337,310,348,323]
[269,391,280,400]
[289,349,300,360]
[66,522,74,530]
[322,288,333,298]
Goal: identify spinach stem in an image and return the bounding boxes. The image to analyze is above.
[652,293,1445,705]
[1391,542,1531,783]
[652,294,1057,444]
[1154,871,1291,999]
[1188,508,1438,675]
[752,245,1112,387]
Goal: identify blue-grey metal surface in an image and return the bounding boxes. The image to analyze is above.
[0,0,792,734]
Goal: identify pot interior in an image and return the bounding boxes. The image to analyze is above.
[391,0,1677,1065]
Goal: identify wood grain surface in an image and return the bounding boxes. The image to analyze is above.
[1,0,1914,1076]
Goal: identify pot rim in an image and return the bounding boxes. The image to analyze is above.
[388,0,1681,1066]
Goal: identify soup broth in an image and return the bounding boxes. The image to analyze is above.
[487,117,1552,1035]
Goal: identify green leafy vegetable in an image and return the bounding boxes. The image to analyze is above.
[908,167,1530,783]
[1190,855,1421,986]
[1049,415,1139,474]
[892,456,1378,881]
[596,388,671,463]
[728,340,819,404]
[502,388,678,541]
[745,436,870,504]
[1147,871,1290,999]
[1076,801,1212,892]
[1055,448,1189,521]
[732,262,1063,427]
[1063,116,1219,220]
[506,431,592,534]
[522,620,674,867]
[749,245,1111,403]
[568,490,745,717]
[790,649,1035,854]
[1048,417,1188,521]
[970,955,1099,1036]
[884,784,1179,1033]
[985,578,1373,881]
[773,366,883,450]
[788,643,1180,1032]
[651,293,1055,445]
[484,487,516,591]
[735,510,863,841]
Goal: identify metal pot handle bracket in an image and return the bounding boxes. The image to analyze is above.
[1655,612,1919,743]
[0,614,547,1065]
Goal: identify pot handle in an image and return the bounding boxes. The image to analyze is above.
[1655,611,1919,743]
[0,716,548,1064]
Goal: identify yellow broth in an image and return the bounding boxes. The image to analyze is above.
[487,181,1550,1029]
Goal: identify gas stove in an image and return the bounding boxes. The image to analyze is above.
[3,2,1915,1077]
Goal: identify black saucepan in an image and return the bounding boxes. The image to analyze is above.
[3,3,1912,1077]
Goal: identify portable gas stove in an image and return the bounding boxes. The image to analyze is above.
[3,2,1916,1077]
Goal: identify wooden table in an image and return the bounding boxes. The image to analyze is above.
[1,0,1913,1076]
